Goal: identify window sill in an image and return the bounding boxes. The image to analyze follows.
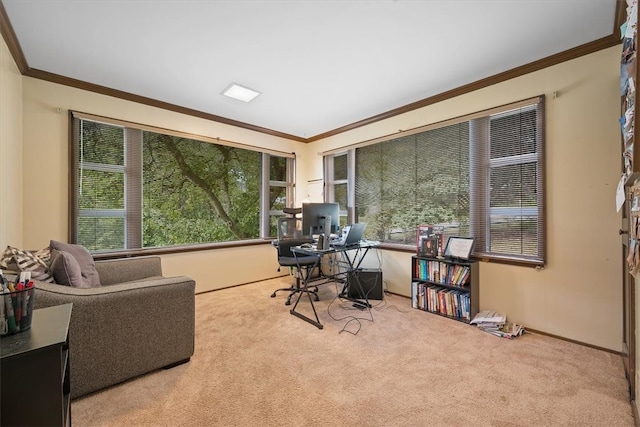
[377,243,544,268]
[92,238,271,260]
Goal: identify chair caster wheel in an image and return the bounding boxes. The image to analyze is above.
[285,300,291,306]
[271,293,277,298]
[314,294,319,301]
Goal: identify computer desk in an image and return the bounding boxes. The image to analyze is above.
[290,240,380,329]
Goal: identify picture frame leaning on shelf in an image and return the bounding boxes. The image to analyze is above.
[443,236,475,260]
[416,225,445,257]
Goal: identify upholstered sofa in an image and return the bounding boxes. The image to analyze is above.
[33,256,196,398]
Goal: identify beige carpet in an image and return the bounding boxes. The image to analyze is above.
[72,277,634,426]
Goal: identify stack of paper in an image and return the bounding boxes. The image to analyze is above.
[470,310,525,339]
[470,310,506,327]
[492,322,525,339]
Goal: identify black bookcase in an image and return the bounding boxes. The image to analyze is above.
[411,255,479,323]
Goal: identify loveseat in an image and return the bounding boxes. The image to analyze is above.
[33,255,195,398]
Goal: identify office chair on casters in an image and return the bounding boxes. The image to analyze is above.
[271,238,320,305]
[276,207,304,240]
[271,208,320,305]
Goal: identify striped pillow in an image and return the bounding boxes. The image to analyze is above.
[0,246,55,283]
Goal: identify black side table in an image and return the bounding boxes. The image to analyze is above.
[1,303,73,426]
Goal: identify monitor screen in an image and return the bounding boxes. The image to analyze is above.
[301,202,340,236]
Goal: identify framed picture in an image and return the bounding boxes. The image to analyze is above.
[416,224,445,257]
[416,225,434,253]
[444,237,474,260]
[419,236,439,257]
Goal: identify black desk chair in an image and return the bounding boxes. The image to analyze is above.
[271,237,321,305]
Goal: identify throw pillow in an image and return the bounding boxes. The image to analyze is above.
[49,249,92,288]
[49,240,101,287]
[0,245,55,283]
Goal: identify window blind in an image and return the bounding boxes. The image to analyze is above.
[343,96,545,264]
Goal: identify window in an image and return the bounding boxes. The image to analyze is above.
[323,152,350,228]
[267,154,295,237]
[71,112,294,253]
[324,97,545,265]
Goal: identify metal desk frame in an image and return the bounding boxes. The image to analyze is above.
[290,241,379,329]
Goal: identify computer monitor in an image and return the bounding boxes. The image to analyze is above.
[301,202,340,236]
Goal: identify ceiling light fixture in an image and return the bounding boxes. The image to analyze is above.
[222,83,261,102]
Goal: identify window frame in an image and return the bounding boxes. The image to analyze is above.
[323,96,545,267]
[323,151,354,225]
[263,153,296,238]
[70,111,295,257]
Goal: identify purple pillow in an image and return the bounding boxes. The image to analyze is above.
[49,240,101,287]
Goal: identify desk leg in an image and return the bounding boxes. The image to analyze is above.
[289,257,324,330]
[337,249,372,308]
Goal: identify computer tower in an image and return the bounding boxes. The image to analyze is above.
[347,268,383,300]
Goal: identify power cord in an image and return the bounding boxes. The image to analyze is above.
[326,280,374,335]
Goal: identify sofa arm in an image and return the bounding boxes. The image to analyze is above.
[95,256,163,286]
[33,276,195,398]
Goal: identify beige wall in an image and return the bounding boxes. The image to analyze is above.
[19,77,304,293]
[310,46,623,351]
[2,27,625,351]
[0,36,23,250]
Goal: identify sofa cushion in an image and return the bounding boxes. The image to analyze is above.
[50,249,99,288]
[49,240,101,287]
[0,246,55,283]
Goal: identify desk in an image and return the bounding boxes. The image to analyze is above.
[290,240,380,329]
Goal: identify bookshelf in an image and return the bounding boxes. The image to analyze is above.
[410,255,479,323]
[621,0,638,404]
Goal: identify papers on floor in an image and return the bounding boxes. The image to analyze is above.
[470,310,524,339]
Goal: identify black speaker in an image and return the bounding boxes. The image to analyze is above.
[347,268,383,300]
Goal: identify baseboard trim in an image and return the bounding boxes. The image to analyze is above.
[385,291,623,356]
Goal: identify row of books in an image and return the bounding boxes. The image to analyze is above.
[469,310,525,339]
[414,258,470,286]
[411,281,471,321]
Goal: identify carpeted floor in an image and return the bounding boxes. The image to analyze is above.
[71,277,634,426]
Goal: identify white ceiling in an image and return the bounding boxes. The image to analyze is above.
[2,0,618,139]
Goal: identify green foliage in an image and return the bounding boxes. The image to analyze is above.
[78,169,123,210]
[142,133,261,247]
[356,127,471,244]
[76,118,271,250]
[270,156,287,181]
[78,217,125,252]
[80,120,124,165]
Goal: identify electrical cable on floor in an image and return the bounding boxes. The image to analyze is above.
[325,283,412,334]
[321,244,390,335]
[326,279,374,336]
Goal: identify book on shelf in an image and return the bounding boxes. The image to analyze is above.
[414,257,470,287]
[411,281,418,309]
[411,280,471,321]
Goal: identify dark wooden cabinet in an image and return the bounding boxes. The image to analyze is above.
[411,255,479,323]
[1,303,72,426]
